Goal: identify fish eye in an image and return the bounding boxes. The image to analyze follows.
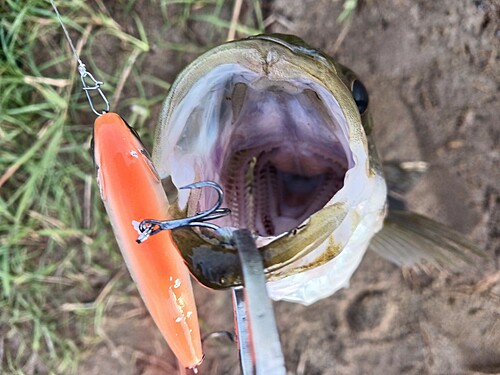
[351,79,369,114]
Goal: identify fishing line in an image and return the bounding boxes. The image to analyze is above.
[50,0,110,116]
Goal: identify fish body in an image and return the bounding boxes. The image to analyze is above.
[152,34,482,305]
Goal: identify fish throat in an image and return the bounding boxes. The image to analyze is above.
[221,82,350,236]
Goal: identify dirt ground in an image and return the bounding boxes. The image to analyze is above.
[79,1,499,374]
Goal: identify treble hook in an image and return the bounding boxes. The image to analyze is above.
[135,181,230,243]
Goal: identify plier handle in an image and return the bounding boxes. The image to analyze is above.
[231,229,286,375]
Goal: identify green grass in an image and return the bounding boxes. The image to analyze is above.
[1,2,115,373]
[0,1,265,373]
[338,0,359,23]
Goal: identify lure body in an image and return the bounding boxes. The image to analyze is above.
[93,112,202,369]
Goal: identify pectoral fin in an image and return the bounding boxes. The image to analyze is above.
[370,210,487,270]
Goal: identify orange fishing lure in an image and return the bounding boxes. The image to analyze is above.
[50,1,203,367]
[93,113,203,369]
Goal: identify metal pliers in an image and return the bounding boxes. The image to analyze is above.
[231,229,286,375]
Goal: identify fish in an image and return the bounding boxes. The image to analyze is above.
[150,33,484,307]
[93,113,203,368]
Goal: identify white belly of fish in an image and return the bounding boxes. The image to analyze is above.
[267,173,387,305]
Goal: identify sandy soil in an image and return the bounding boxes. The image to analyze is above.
[79,1,499,374]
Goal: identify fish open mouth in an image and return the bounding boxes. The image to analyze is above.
[156,66,354,238]
[152,37,387,301]
[220,81,352,236]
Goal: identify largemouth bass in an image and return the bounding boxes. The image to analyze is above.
[152,34,482,305]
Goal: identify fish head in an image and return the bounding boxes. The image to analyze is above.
[152,34,387,303]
